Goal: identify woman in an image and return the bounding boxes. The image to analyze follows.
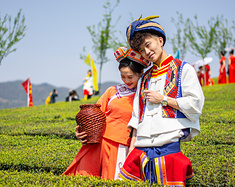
[83,69,93,100]
[228,49,235,83]
[218,51,227,84]
[205,64,212,86]
[197,66,204,86]
[63,47,150,180]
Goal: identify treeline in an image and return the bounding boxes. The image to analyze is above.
[169,12,235,60]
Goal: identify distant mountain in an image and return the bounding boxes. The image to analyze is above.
[0,80,120,109]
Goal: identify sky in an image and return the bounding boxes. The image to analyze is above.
[0,0,235,89]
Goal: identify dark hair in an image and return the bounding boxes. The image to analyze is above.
[118,58,145,74]
[69,90,76,96]
[87,69,92,76]
[53,89,56,93]
[131,30,162,52]
[230,49,234,55]
[220,50,226,56]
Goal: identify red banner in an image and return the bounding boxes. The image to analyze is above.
[22,78,33,107]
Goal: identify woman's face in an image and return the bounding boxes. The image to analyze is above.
[88,71,92,76]
[120,66,141,89]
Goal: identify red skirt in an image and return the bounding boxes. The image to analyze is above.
[62,143,101,177]
[119,145,194,186]
[229,64,235,83]
[62,138,128,180]
[218,68,227,84]
[83,89,90,95]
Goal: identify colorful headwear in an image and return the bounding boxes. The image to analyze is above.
[114,47,150,68]
[126,15,166,47]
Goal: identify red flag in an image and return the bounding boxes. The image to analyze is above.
[22,78,33,107]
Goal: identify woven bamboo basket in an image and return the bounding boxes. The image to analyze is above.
[76,104,106,143]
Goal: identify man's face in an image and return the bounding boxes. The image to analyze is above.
[138,35,164,65]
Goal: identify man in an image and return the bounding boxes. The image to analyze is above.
[50,89,58,103]
[119,15,205,186]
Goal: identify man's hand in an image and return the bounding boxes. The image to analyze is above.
[143,90,164,104]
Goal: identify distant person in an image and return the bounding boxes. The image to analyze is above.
[228,49,235,83]
[204,64,214,86]
[50,89,58,103]
[83,70,93,101]
[208,77,215,86]
[65,90,80,102]
[205,64,211,86]
[197,66,204,86]
[218,51,227,84]
[45,92,52,105]
[196,65,212,87]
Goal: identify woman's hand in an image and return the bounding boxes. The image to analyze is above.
[127,129,137,156]
[75,125,87,145]
[143,90,164,104]
[128,144,135,156]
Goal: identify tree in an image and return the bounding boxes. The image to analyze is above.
[0,9,26,65]
[185,15,219,86]
[185,15,219,60]
[169,12,189,60]
[230,20,235,48]
[80,0,126,92]
[213,15,233,58]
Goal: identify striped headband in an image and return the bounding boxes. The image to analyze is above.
[114,47,150,68]
[126,15,166,47]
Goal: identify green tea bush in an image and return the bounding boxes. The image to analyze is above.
[0,97,99,139]
[0,170,155,187]
[0,85,234,186]
[0,135,80,174]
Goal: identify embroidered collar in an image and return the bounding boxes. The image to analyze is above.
[107,84,136,106]
[153,55,173,69]
[115,84,136,99]
[151,56,173,78]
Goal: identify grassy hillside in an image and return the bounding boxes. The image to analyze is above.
[0,84,234,186]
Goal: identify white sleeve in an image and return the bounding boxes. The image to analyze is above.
[176,64,205,122]
[127,79,141,129]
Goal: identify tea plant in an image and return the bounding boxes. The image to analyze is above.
[0,85,234,186]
